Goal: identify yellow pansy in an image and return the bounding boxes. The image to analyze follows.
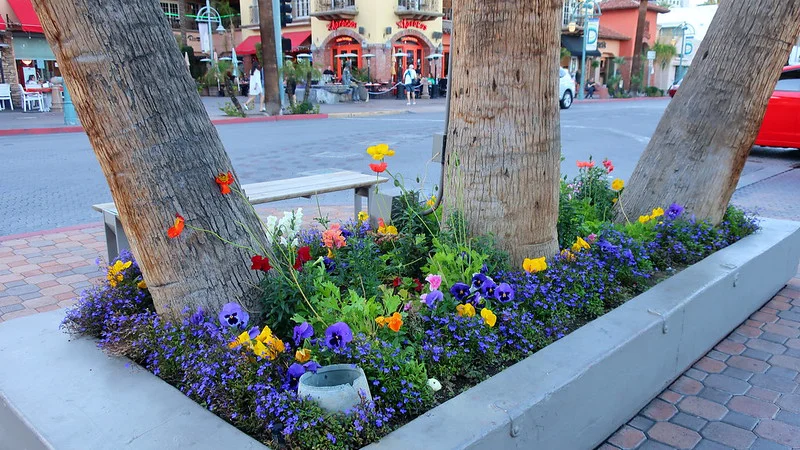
[611,178,625,191]
[252,340,269,358]
[638,215,651,224]
[481,308,497,328]
[560,249,576,262]
[228,331,251,349]
[137,279,147,290]
[106,260,132,287]
[651,207,665,218]
[255,326,273,343]
[571,236,590,253]
[295,348,311,363]
[358,211,369,222]
[366,144,396,161]
[375,316,387,327]
[522,257,547,274]
[456,303,476,318]
[426,195,437,208]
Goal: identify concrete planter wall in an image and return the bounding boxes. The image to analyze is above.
[1,219,798,450]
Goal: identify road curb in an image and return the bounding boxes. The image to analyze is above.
[328,110,409,118]
[574,96,667,104]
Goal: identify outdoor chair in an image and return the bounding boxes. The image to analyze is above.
[0,84,12,110]
[19,84,43,112]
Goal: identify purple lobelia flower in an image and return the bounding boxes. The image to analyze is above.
[218,303,249,330]
[471,273,488,290]
[666,203,685,220]
[496,283,515,303]
[480,278,498,299]
[287,363,306,390]
[324,322,353,349]
[421,289,443,308]
[293,322,314,346]
[449,282,471,301]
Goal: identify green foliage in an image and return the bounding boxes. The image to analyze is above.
[653,42,677,69]
[383,190,441,278]
[557,160,618,247]
[220,101,246,117]
[257,265,321,338]
[281,59,322,83]
[645,86,664,97]
[351,66,371,83]
[422,238,487,288]
[560,47,572,59]
[287,101,320,115]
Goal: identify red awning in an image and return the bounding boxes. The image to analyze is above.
[235,35,260,56]
[8,0,43,33]
[283,31,311,50]
[0,15,6,31]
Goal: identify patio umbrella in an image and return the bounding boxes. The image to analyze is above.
[296,53,312,59]
[231,47,239,77]
[184,52,190,69]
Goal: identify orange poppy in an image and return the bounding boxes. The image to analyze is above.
[369,162,388,173]
[167,214,185,238]
[387,312,403,332]
[215,171,234,195]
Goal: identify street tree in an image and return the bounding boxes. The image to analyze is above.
[629,0,649,93]
[619,0,800,224]
[444,0,561,263]
[258,0,282,115]
[177,0,188,47]
[31,0,267,316]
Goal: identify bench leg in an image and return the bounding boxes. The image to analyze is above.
[103,222,118,263]
[366,186,394,229]
[354,188,363,220]
[115,216,131,259]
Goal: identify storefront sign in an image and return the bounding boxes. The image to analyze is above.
[598,41,607,49]
[396,19,427,31]
[328,20,357,31]
[585,18,599,52]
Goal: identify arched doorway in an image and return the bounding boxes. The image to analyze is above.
[331,36,361,79]
[393,35,425,81]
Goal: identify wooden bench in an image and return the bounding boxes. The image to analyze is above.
[92,170,389,262]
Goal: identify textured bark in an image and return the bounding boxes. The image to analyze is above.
[258,0,282,115]
[444,0,561,263]
[31,0,267,316]
[619,0,800,224]
[629,0,648,93]
[177,0,188,47]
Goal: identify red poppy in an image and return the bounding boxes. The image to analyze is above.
[413,278,423,292]
[369,162,388,173]
[251,255,272,272]
[167,214,185,238]
[392,277,402,288]
[215,171,235,195]
[293,246,312,270]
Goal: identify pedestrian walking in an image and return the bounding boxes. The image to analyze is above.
[285,73,297,106]
[243,63,263,112]
[403,63,417,105]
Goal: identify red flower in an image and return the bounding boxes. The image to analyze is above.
[413,278,423,292]
[392,277,402,288]
[215,171,235,195]
[293,246,312,270]
[167,214,185,238]
[369,162,388,173]
[251,255,272,272]
[602,159,614,173]
[576,160,595,169]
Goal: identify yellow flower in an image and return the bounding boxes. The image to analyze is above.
[252,339,269,358]
[560,249,576,262]
[255,326,273,343]
[426,195,437,208]
[106,260,132,287]
[638,215,651,224]
[571,236,590,253]
[137,279,147,290]
[385,225,398,235]
[522,257,547,273]
[651,207,665,218]
[611,178,625,191]
[358,211,369,222]
[366,143,396,161]
[375,316,387,327]
[295,348,311,363]
[612,197,618,204]
[228,331,251,349]
[456,303,476,317]
[481,308,497,327]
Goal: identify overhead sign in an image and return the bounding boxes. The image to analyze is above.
[396,19,428,31]
[585,18,599,52]
[683,35,695,56]
[327,19,357,31]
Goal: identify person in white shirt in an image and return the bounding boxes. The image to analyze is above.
[244,63,264,112]
[403,63,417,106]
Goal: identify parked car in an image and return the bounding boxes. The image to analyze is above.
[669,65,800,149]
[559,68,575,109]
[754,65,800,149]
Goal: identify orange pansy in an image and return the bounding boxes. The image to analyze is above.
[215,171,234,195]
[167,214,185,238]
[387,312,403,332]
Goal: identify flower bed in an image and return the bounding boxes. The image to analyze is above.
[62,152,760,449]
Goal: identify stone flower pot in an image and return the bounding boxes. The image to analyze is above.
[297,364,372,412]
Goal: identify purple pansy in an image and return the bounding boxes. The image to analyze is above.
[324,322,353,349]
[449,282,470,301]
[496,283,515,303]
[287,362,306,390]
[303,361,321,373]
[218,302,249,330]
[323,256,336,273]
[421,289,443,308]
[293,322,314,346]
[480,278,498,299]
[471,273,488,290]
[666,203,685,220]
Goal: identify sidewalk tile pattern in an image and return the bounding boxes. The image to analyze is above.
[600,280,800,450]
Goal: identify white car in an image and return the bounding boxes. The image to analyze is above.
[559,68,575,109]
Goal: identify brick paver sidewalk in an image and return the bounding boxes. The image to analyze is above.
[0,204,354,322]
[600,280,800,450]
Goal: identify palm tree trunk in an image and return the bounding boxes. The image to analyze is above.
[177,0,188,47]
[258,0,281,115]
[629,0,648,93]
[303,71,312,104]
[618,0,800,224]
[444,0,561,263]
[31,0,267,316]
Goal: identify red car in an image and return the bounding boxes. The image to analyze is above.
[755,65,800,149]
[669,65,800,148]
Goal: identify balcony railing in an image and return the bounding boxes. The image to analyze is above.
[395,0,443,21]
[249,0,309,26]
[310,0,358,21]
[442,7,452,33]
